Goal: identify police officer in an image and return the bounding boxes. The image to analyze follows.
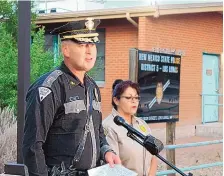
[22,18,121,176]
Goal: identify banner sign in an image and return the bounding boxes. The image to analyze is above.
[137,50,181,123]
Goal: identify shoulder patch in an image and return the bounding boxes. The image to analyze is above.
[42,70,63,87]
[38,87,52,102]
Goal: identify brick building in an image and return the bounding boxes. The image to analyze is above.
[36,2,223,127]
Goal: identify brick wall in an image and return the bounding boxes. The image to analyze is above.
[99,13,223,126]
[138,12,223,126]
[99,19,138,118]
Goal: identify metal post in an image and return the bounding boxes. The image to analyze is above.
[166,122,176,176]
[129,48,138,82]
[17,0,31,164]
[4,0,31,175]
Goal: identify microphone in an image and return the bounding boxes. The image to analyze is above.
[114,116,164,155]
[114,116,192,176]
[114,115,146,140]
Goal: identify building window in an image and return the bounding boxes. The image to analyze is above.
[45,34,54,51]
[44,34,59,63]
[88,28,105,84]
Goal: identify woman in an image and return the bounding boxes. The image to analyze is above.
[103,80,158,176]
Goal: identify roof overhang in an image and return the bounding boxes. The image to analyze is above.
[35,2,223,24]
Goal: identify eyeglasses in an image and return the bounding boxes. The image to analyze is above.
[120,96,140,102]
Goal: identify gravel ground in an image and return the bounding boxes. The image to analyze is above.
[157,136,223,176]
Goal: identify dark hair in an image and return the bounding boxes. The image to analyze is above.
[112,79,123,90]
[112,80,140,110]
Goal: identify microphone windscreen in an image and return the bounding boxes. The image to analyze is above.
[143,135,164,155]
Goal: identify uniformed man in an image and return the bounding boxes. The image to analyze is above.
[22,18,121,176]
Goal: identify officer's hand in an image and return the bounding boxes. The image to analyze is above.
[105,151,121,168]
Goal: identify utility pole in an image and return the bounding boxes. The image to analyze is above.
[4,0,31,174]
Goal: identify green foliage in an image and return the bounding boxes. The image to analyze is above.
[0,24,56,108]
[0,24,17,108]
[0,1,37,43]
[0,1,105,109]
[0,1,55,108]
[0,1,17,43]
[30,27,55,83]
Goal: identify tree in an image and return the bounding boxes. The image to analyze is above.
[30,27,55,83]
[0,24,17,108]
[0,1,37,44]
[0,1,17,43]
[0,24,56,108]
[0,1,55,108]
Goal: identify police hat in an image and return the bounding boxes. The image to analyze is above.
[51,18,100,44]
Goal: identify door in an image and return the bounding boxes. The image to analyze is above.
[202,53,219,123]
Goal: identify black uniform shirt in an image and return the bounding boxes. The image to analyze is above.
[22,62,111,176]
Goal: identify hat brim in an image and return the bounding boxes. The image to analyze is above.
[61,35,100,44]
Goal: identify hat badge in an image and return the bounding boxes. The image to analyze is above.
[85,18,94,30]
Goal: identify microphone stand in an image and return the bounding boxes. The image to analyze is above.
[127,132,193,176]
